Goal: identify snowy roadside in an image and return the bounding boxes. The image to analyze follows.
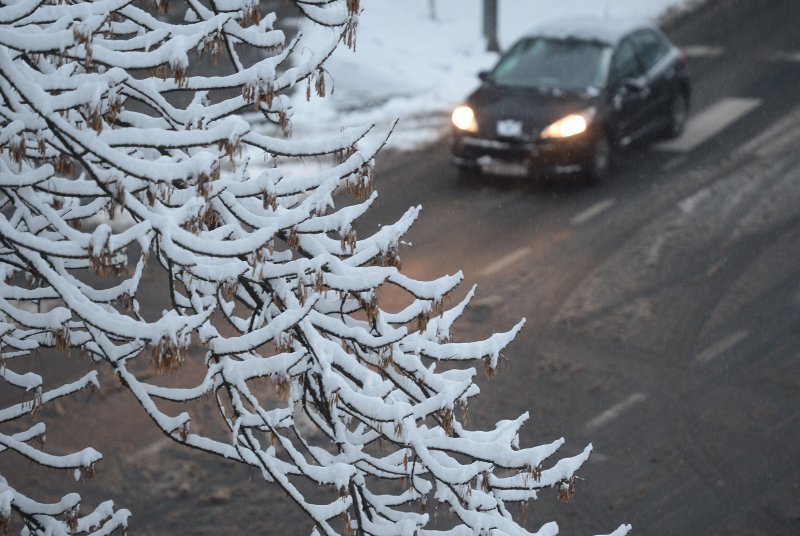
[270,0,696,151]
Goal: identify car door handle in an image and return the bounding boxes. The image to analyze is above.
[622,78,651,99]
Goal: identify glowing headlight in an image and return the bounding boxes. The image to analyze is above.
[452,105,478,132]
[541,108,596,139]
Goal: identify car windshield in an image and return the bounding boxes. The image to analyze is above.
[489,37,611,91]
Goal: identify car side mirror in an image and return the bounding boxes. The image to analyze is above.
[478,71,491,82]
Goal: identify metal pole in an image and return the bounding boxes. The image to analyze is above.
[483,0,500,52]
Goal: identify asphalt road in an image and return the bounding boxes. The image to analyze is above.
[364,0,800,533]
[5,1,799,534]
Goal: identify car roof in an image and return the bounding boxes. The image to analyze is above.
[523,16,657,46]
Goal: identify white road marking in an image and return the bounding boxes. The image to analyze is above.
[737,105,800,159]
[571,198,615,225]
[661,155,687,171]
[479,246,531,277]
[695,331,749,364]
[645,235,666,267]
[127,437,173,463]
[737,106,799,156]
[654,97,762,153]
[586,392,648,431]
[771,50,800,62]
[681,45,725,58]
[678,187,712,214]
[471,294,505,307]
[753,126,800,158]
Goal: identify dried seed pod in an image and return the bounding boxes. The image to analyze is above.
[172,62,188,87]
[340,228,357,254]
[287,228,299,250]
[148,336,189,374]
[87,105,103,133]
[222,278,238,300]
[527,463,543,483]
[557,478,577,502]
[335,145,356,165]
[154,0,169,15]
[278,110,292,137]
[65,505,79,534]
[315,67,327,98]
[262,192,277,210]
[438,408,454,436]
[381,246,401,269]
[342,16,358,51]
[54,154,73,176]
[241,3,261,27]
[483,357,497,380]
[151,64,169,79]
[276,375,290,400]
[178,421,190,441]
[52,326,70,351]
[243,80,275,108]
[119,292,133,312]
[9,135,26,167]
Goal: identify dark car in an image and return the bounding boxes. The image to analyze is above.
[450,16,690,181]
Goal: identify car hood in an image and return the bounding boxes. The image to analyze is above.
[468,84,600,139]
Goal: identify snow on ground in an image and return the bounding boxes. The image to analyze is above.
[280,0,693,150]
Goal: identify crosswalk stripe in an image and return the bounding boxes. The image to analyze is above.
[737,106,800,156]
[654,97,762,153]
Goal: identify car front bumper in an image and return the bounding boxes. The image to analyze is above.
[451,132,596,177]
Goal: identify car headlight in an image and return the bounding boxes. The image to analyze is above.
[541,107,596,139]
[452,105,478,133]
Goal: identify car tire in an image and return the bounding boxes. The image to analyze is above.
[665,92,689,139]
[586,131,612,184]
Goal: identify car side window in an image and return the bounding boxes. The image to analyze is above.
[610,38,644,87]
[631,29,669,71]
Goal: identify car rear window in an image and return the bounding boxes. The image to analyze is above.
[490,37,611,91]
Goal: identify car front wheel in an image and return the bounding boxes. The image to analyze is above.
[586,132,612,183]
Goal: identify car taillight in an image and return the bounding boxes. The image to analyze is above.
[679,50,688,67]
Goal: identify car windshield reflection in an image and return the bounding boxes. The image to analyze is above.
[490,38,611,92]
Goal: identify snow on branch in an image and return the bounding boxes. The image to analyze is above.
[0,0,629,534]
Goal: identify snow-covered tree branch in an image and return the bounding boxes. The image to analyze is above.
[0,0,630,534]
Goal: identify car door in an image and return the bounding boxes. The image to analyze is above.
[608,36,652,145]
[630,29,676,133]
